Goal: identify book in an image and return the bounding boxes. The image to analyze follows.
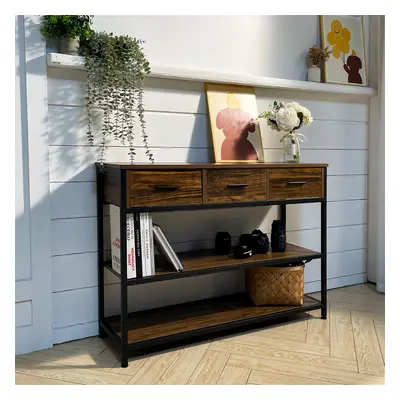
[148,214,155,275]
[109,205,136,278]
[143,213,152,276]
[126,213,132,275]
[110,205,121,275]
[153,224,184,272]
[134,213,143,278]
[110,209,162,278]
[127,213,136,279]
[140,213,146,276]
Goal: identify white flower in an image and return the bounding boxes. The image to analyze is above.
[287,102,309,116]
[287,102,313,126]
[303,115,313,126]
[286,102,300,111]
[275,107,300,132]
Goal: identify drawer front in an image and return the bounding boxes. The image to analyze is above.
[267,168,323,200]
[127,171,203,207]
[205,169,266,203]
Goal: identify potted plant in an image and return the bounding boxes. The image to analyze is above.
[258,101,313,163]
[40,15,93,55]
[82,31,154,164]
[307,45,331,82]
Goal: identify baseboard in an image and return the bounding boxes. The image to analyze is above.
[305,273,367,294]
[53,321,98,344]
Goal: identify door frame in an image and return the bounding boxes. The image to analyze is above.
[15,15,52,354]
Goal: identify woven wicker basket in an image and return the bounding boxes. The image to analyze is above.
[245,264,304,306]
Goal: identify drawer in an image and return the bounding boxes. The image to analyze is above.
[127,170,203,207]
[267,168,323,200]
[205,169,266,203]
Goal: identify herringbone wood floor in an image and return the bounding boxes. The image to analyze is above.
[15,283,385,385]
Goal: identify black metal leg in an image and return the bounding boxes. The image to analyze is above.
[121,355,129,369]
[120,170,129,368]
[321,168,328,319]
[96,167,106,337]
[120,280,128,367]
[321,255,327,319]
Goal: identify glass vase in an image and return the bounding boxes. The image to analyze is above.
[282,134,300,163]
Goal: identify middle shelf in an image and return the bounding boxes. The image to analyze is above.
[104,243,321,286]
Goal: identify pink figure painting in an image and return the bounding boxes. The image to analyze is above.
[215,93,259,161]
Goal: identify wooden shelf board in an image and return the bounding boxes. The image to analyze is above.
[104,243,321,285]
[47,52,376,97]
[105,294,321,345]
[177,243,319,271]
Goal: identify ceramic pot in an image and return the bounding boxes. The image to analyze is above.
[307,65,321,83]
[59,37,79,55]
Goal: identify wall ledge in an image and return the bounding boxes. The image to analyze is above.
[47,52,376,98]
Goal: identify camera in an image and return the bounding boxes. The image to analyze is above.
[239,229,269,254]
[233,245,252,259]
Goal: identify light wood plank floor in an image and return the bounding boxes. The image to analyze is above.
[15,283,385,385]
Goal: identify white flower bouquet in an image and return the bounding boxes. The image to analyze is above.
[258,101,313,133]
[258,101,313,163]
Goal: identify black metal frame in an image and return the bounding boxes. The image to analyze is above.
[96,166,328,367]
[125,197,324,214]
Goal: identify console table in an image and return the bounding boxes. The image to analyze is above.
[96,162,328,368]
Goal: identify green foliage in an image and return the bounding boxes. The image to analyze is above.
[40,15,93,40]
[83,31,154,164]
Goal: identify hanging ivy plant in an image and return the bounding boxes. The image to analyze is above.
[82,31,154,164]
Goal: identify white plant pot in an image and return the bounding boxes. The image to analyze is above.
[59,37,80,55]
[308,65,321,83]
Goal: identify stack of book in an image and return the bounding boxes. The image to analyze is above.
[110,205,184,278]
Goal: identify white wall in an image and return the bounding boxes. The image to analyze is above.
[91,16,366,82]
[43,15,369,344]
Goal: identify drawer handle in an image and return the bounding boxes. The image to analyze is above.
[227,183,249,188]
[155,185,180,191]
[287,181,308,185]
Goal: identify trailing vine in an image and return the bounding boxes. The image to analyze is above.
[83,31,153,164]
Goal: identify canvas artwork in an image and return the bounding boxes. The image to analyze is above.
[205,83,264,163]
[320,15,367,86]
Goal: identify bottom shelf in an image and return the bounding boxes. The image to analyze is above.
[104,294,322,347]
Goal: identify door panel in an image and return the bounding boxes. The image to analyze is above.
[15,15,52,355]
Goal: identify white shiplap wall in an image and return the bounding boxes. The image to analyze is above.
[47,67,368,344]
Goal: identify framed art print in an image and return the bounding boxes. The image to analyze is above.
[205,83,265,163]
[320,15,367,86]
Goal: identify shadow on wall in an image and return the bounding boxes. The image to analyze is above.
[16,16,47,78]
[47,73,214,182]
